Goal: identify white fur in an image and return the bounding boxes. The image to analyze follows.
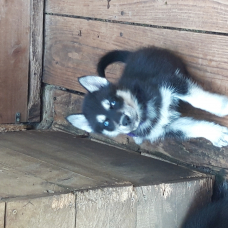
[147,99,157,119]
[116,89,141,130]
[67,114,93,132]
[101,99,110,110]
[169,117,228,147]
[177,81,228,117]
[133,136,144,145]
[79,76,109,93]
[146,87,179,143]
[117,90,142,118]
[96,114,106,123]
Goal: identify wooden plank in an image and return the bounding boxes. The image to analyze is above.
[0,131,213,227]
[76,186,136,227]
[28,0,44,122]
[5,194,75,228]
[0,202,5,228]
[43,16,228,125]
[45,88,228,173]
[0,0,30,123]
[0,146,108,198]
[76,180,212,228]
[45,0,228,33]
[43,16,228,94]
[135,179,213,228]
[0,131,208,187]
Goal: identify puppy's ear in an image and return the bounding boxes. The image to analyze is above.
[66,114,93,133]
[79,76,109,93]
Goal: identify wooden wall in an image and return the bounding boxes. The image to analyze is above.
[42,1,228,174]
[0,0,30,123]
[0,0,44,124]
[44,0,228,126]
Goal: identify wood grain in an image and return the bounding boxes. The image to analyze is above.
[6,194,75,228]
[45,0,228,33]
[47,88,228,172]
[0,202,5,228]
[0,130,213,227]
[43,15,228,125]
[76,186,136,228]
[28,0,44,122]
[0,0,30,123]
[135,180,212,228]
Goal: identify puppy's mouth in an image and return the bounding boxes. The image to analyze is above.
[116,89,142,133]
[119,112,140,133]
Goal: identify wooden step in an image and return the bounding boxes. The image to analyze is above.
[0,130,213,228]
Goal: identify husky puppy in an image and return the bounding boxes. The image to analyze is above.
[67,47,228,147]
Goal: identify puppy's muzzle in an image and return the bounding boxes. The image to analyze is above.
[121,115,132,126]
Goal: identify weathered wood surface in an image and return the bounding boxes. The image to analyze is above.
[44,87,228,176]
[76,186,136,228]
[45,0,228,33]
[1,131,207,188]
[43,15,228,126]
[0,130,212,227]
[0,202,5,228]
[135,179,212,228]
[43,15,228,94]
[0,146,92,198]
[0,0,30,123]
[6,194,75,228]
[28,0,44,122]
[76,180,212,228]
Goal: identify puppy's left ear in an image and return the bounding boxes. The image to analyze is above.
[79,76,109,93]
[66,114,93,133]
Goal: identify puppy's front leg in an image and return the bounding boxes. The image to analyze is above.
[168,117,228,147]
[177,82,228,117]
[132,136,144,145]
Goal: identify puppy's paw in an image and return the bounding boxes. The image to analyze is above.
[211,127,228,147]
[217,97,228,117]
[133,137,143,145]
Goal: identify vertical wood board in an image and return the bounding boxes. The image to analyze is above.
[0,0,30,123]
[5,194,75,228]
[45,0,228,33]
[135,179,213,228]
[76,186,136,228]
[0,202,5,228]
[28,0,44,122]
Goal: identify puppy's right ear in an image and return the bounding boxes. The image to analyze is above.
[66,114,93,133]
[79,76,109,93]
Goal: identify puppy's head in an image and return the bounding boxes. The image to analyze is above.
[67,76,141,137]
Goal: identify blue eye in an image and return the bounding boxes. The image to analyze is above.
[110,100,116,107]
[103,120,109,127]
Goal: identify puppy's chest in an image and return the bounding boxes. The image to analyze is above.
[135,96,179,138]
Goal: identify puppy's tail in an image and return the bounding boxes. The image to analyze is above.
[97,50,131,77]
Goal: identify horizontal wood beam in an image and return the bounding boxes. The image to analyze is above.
[45,0,228,33]
[43,15,228,126]
[43,15,228,94]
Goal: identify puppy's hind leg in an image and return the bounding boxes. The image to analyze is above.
[177,81,228,117]
[168,117,228,147]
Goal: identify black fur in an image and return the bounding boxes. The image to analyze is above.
[97,50,131,77]
[83,84,124,133]
[183,200,228,228]
[96,47,190,138]
[183,176,228,228]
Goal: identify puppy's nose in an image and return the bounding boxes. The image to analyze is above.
[122,115,131,126]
